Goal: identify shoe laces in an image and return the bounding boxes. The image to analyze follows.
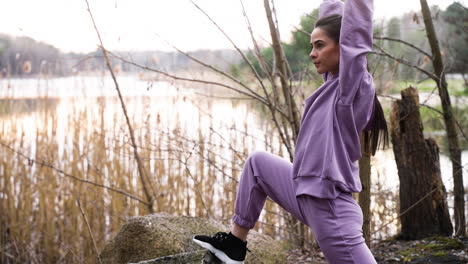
[213,232,229,242]
[213,232,251,252]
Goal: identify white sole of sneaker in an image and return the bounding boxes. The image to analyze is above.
[192,237,244,264]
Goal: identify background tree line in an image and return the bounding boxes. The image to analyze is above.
[232,2,467,91]
[1,2,465,86]
[0,34,242,77]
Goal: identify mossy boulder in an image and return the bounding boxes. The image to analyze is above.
[373,236,467,263]
[100,213,288,264]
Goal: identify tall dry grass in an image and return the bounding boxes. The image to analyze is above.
[0,80,404,262]
[0,93,288,263]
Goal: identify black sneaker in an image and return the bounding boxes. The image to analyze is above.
[193,232,249,264]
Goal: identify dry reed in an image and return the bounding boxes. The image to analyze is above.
[0,79,401,262]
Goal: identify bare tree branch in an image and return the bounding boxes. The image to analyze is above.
[84,0,157,213]
[189,0,269,95]
[292,25,310,36]
[373,36,433,59]
[371,161,467,238]
[107,50,269,106]
[290,26,434,61]
[155,34,270,108]
[188,1,302,159]
[379,94,468,143]
[264,0,300,161]
[76,198,103,264]
[270,0,294,80]
[238,0,294,157]
[193,92,254,100]
[0,141,150,206]
[239,0,274,81]
[371,44,440,81]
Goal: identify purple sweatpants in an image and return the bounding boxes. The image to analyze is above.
[232,151,377,264]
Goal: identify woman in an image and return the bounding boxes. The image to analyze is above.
[193,0,387,263]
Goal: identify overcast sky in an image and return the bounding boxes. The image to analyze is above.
[1,0,464,53]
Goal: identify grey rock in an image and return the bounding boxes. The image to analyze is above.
[100,213,288,264]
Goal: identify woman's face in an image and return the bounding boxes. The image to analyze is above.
[309,27,340,75]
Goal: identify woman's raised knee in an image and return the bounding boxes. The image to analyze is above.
[246,151,270,168]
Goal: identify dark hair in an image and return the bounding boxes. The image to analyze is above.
[315,15,389,155]
[363,95,389,155]
[315,14,342,43]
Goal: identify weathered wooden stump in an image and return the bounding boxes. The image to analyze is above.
[390,87,453,239]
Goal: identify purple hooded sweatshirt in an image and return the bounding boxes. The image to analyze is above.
[292,0,375,199]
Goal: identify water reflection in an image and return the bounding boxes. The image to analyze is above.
[0,98,59,116]
[0,74,182,98]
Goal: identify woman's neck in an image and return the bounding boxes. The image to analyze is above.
[329,71,339,78]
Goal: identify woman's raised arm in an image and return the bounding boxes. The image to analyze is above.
[338,0,374,105]
[318,0,374,105]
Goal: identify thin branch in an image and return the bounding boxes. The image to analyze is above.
[193,92,254,100]
[269,0,298,155]
[71,54,103,69]
[169,131,241,183]
[76,198,103,264]
[371,161,467,238]
[0,141,150,206]
[270,0,294,80]
[114,52,293,157]
[379,94,468,143]
[239,0,275,88]
[264,0,298,160]
[183,161,211,217]
[155,34,270,109]
[238,0,293,156]
[373,36,432,59]
[189,0,269,96]
[292,25,310,36]
[371,44,440,82]
[187,1,299,157]
[133,123,244,182]
[84,0,157,212]
[107,50,269,106]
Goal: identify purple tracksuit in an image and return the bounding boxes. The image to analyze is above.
[232,0,377,263]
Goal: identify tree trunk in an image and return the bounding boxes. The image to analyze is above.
[263,0,305,248]
[390,87,453,239]
[419,0,465,236]
[359,134,371,247]
[263,0,301,144]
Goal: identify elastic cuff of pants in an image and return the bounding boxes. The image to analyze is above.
[232,214,255,229]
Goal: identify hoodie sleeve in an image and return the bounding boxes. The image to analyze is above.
[318,0,344,18]
[337,0,374,105]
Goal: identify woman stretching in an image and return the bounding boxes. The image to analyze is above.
[194,0,387,263]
